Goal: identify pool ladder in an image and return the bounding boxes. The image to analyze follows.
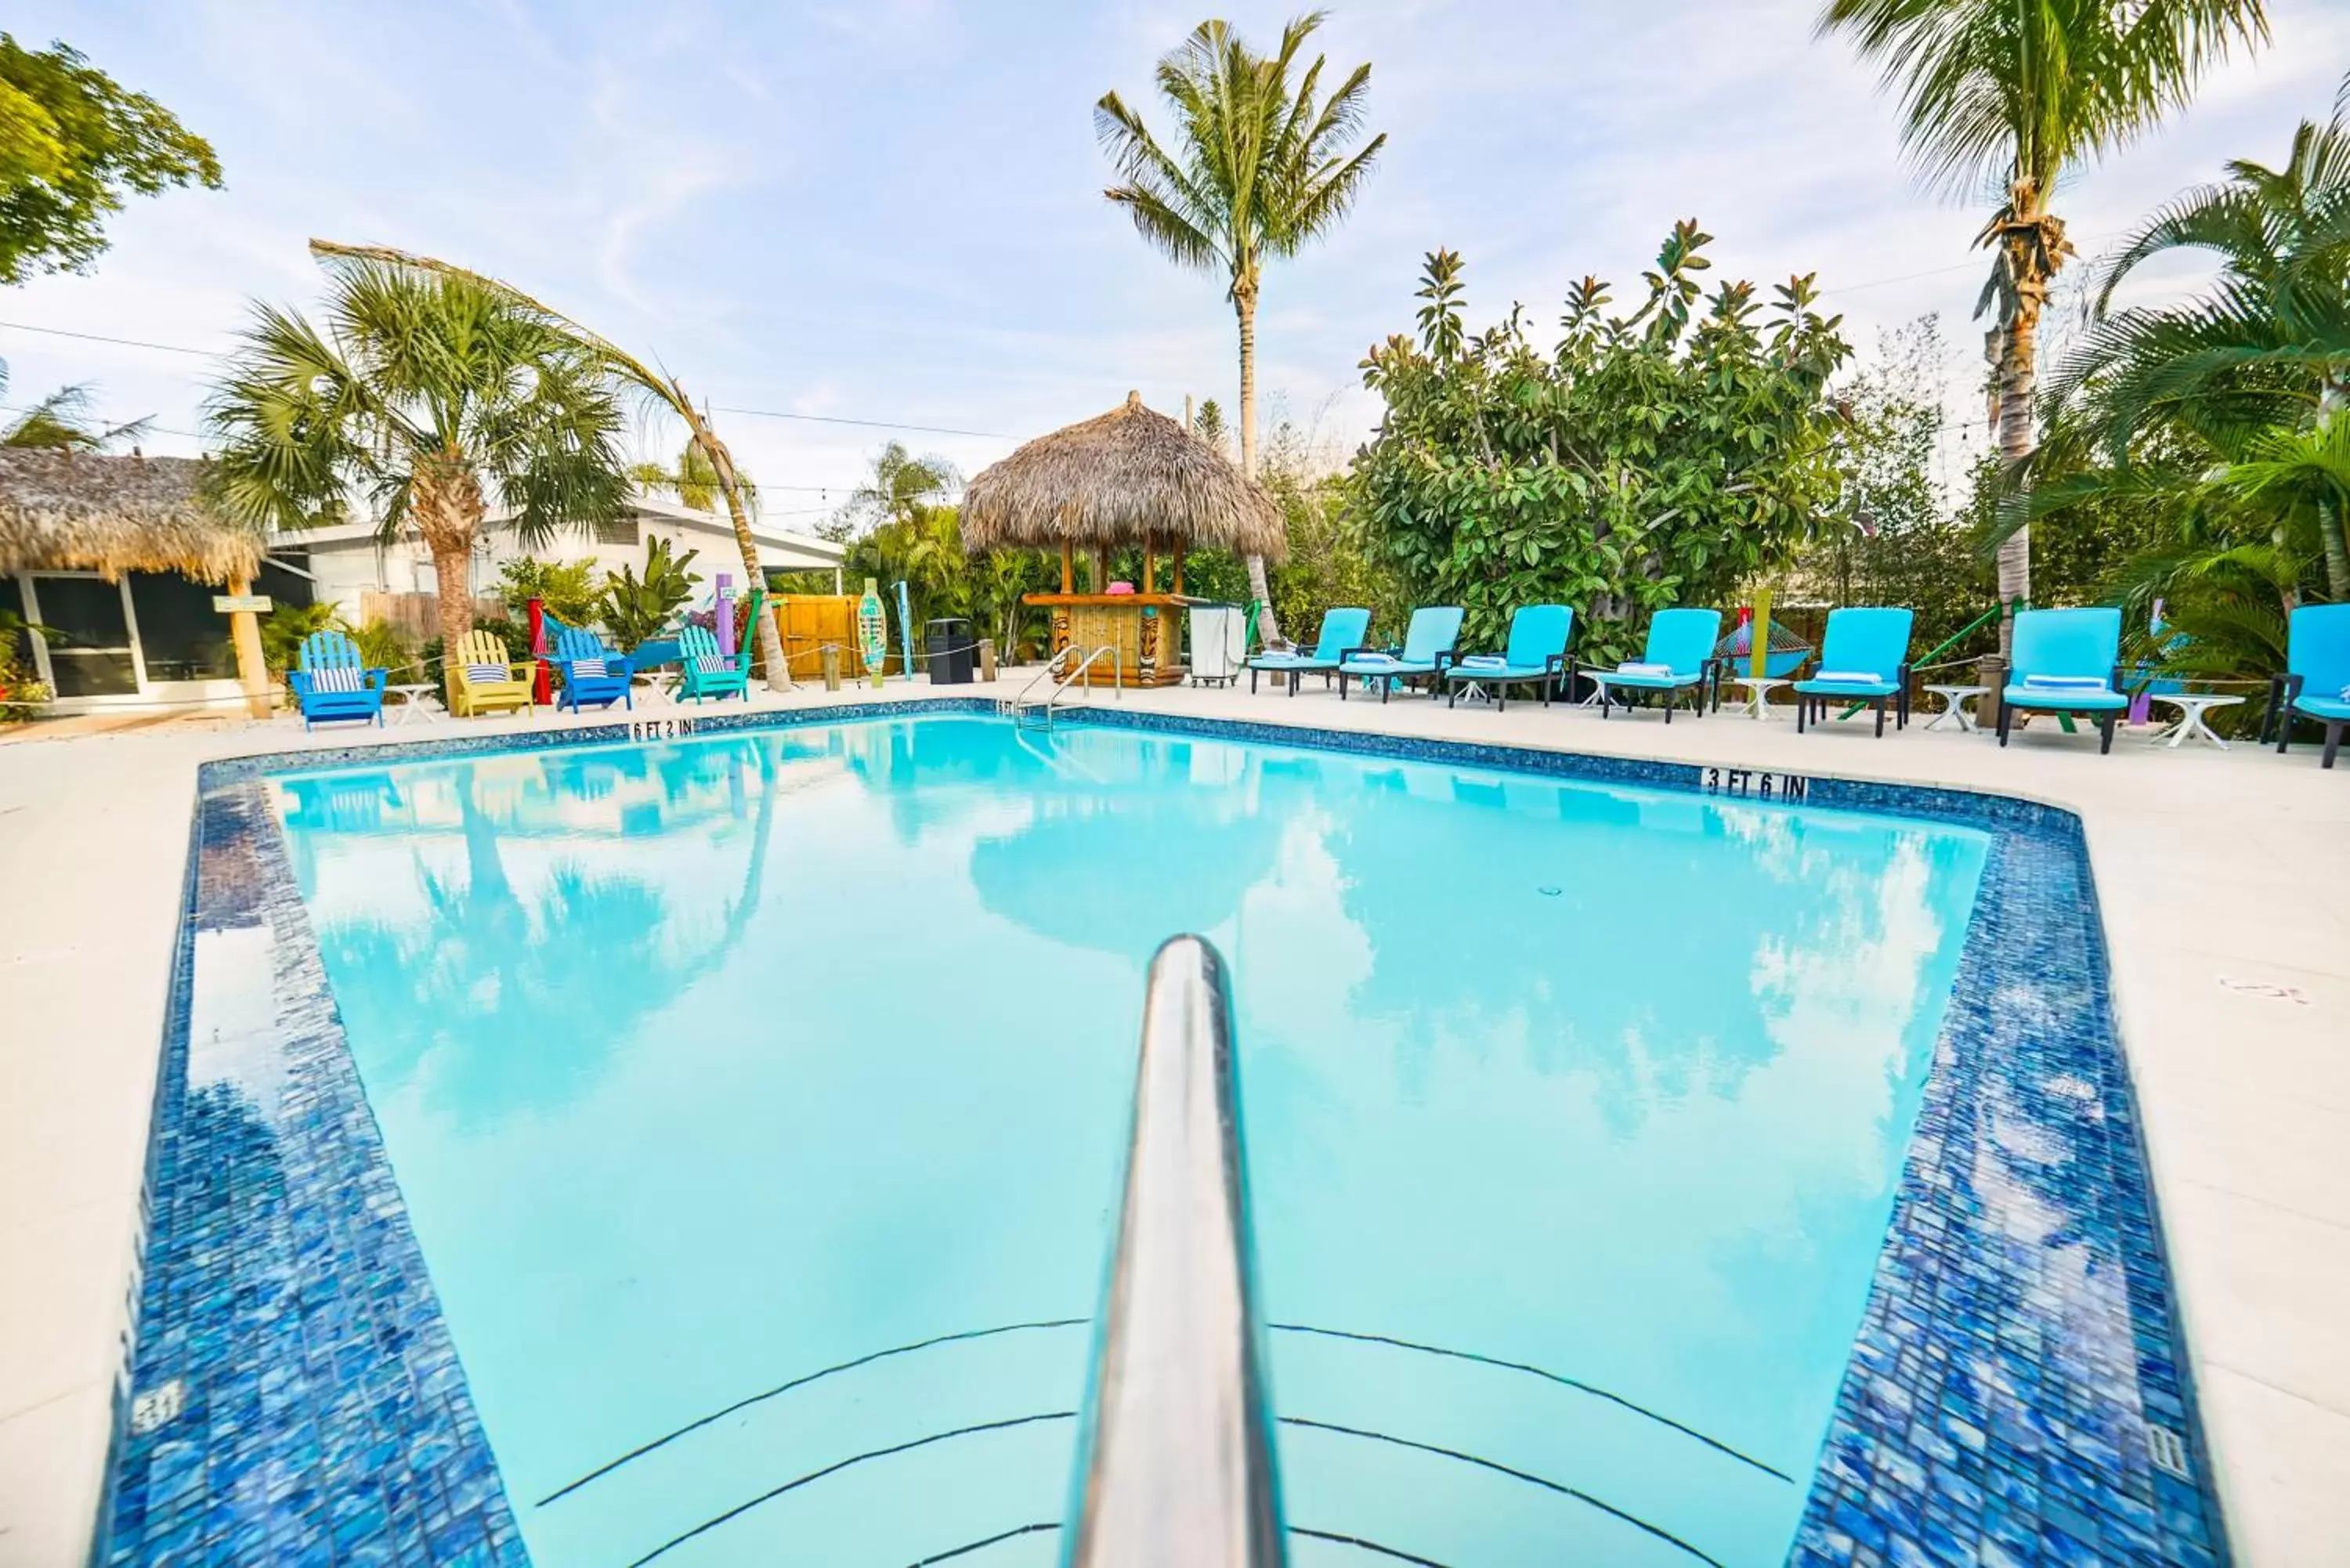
[1063,934,1285,1566]
[1000,645,1121,729]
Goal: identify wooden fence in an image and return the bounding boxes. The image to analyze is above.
[358,591,504,645]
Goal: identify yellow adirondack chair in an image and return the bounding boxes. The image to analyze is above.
[446,630,535,717]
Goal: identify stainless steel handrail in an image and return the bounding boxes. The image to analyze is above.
[1001,643,1084,714]
[1064,935,1286,1568]
[1048,645,1121,721]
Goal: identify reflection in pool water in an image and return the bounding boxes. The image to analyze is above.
[273,714,1986,1568]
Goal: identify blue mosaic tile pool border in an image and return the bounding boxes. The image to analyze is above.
[107,698,2226,1566]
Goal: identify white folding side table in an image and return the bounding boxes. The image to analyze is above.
[2144,692,2245,750]
[1923,685,1987,733]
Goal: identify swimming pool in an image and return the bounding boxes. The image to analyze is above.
[109,703,2229,1568]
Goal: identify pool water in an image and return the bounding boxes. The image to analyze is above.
[273,714,1987,1568]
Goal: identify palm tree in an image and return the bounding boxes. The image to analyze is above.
[307,242,794,691]
[633,437,758,513]
[1817,0,2269,656]
[1097,12,1384,644]
[832,440,960,540]
[0,367,150,450]
[2037,74,2350,596]
[207,255,631,654]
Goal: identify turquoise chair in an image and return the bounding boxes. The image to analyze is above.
[550,625,634,714]
[1793,608,1914,738]
[675,623,750,703]
[1339,606,1465,703]
[2267,602,2350,768]
[1587,609,1721,722]
[1998,608,2128,753]
[1444,605,1575,711]
[288,629,387,730]
[1248,607,1372,695]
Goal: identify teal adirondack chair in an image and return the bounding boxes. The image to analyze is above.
[289,629,387,730]
[1793,608,1914,737]
[1444,605,1575,711]
[675,623,750,703]
[1998,608,2128,753]
[2267,602,2350,768]
[1337,606,1465,702]
[1248,607,1372,695]
[1586,609,1721,721]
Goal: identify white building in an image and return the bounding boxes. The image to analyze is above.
[292,490,846,618]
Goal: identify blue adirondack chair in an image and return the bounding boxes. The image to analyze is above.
[1338,606,1466,703]
[288,629,387,730]
[1444,605,1575,711]
[1998,608,2128,753]
[2267,602,2350,768]
[1247,607,1372,695]
[550,625,634,714]
[1586,609,1722,721]
[1793,608,1914,737]
[675,623,750,703]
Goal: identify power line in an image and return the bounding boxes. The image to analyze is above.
[0,319,1018,441]
[711,405,1013,441]
[0,319,217,356]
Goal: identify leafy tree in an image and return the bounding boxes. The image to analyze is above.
[494,556,602,627]
[1097,11,1384,643]
[1192,397,1230,454]
[0,34,220,284]
[306,242,792,691]
[1817,0,2270,656]
[598,535,700,651]
[1793,318,1997,661]
[1352,233,1852,667]
[206,255,632,655]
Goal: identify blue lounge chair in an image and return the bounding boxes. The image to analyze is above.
[676,623,750,703]
[1444,605,1575,712]
[1339,606,1465,703]
[1248,607,1372,695]
[1998,608,2128,753]
[288,629,387,731]
[1792,607,1914,738]
[550,625,634,714]
[2266,602,2350,768]
[1586,609,1721,722]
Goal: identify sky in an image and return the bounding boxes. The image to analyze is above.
[5,0,2348,532]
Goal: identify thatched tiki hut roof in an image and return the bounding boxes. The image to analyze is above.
[960,391,1285,559]
[0,450,261,583]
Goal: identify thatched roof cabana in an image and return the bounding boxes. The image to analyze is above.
[961,391,1285,559]
[0,450,260,583]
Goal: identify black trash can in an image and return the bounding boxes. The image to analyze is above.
[925,618,975,685]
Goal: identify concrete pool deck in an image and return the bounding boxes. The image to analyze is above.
[2,677,2344,1566]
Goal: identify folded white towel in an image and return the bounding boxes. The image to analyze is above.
[1349,652,1401,667]
[2021,674,2109,692]
[1458,654,1509,670]
[1815,670,1884,685]
[1617,662,1673,677]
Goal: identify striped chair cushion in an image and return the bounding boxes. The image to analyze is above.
[308,666,363,692]
[466,663,513,685]
[569,658,606,679]
[694,654,732,674]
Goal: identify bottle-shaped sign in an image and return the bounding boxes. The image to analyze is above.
[856,577,889,689]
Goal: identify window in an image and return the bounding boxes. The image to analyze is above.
[594,517,638,547]
[128,573,238,682]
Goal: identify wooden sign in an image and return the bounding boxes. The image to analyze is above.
[212,594,272,614]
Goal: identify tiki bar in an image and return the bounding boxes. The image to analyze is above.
[960,391,1285,687]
